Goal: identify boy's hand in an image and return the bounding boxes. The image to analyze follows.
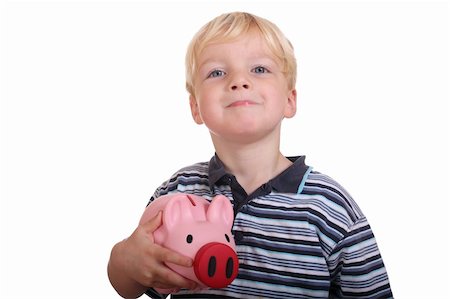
[109,211,198,295]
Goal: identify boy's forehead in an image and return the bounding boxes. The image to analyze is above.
[198,31,277,63]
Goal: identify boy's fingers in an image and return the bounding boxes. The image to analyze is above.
[156,246,193,268]
[152,282,177,290]
[141,211,163,234]
[140,212,193,266]
[154,267,197,290]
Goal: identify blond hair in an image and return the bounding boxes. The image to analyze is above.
[185,12,297,96]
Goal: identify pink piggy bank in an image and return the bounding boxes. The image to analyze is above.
[139,193,239,293]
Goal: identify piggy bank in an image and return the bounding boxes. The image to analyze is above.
[139,193,239,293]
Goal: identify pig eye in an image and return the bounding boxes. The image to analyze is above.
[225,234,230,243]
[186,234,193,244]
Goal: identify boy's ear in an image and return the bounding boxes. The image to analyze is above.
[189,95,204,124]
[284,89,297,119]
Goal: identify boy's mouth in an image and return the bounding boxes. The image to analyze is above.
[227,100,257,107]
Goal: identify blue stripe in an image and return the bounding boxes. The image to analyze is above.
[297,166,313,194]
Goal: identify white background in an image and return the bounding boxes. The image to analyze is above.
[1,0,449,298]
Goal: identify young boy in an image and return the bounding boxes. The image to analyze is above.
[108,12,393,298]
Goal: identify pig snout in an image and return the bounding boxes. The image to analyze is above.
[193,242,239,288]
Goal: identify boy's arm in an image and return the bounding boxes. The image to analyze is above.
[108,239,148,298]
[107,212,196,298]
[327,217,393,298]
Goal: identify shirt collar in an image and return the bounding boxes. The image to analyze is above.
[208,154,228,189]
[208,153,309,193]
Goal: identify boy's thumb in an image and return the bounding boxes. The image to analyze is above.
[141,211,163,234]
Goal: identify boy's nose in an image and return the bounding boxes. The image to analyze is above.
[230,77,250,90]
[229,71,251,91]
[228,70,252,91]
[230,82,250,90]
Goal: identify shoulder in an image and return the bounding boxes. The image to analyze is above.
[151,161,210,198]
[301,170,365,226]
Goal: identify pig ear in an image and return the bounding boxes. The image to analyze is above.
[163,195,194,230]
[206,195,234,228]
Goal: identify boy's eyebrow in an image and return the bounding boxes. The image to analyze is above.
[197,58,221,68]
[198,55,280,69]
[196,60,224,76]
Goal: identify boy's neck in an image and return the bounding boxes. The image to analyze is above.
[212,135,292,195]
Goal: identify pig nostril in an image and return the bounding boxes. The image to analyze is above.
[226,257,234,279]
[208,256,217,277]
[194,242,238,288]
[225,234,230,242]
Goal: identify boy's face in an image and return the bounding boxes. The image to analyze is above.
[189,30,296,144]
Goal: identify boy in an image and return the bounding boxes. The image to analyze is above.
[108,12,393,298]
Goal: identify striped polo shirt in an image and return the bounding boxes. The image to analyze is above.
[145,155,393,299]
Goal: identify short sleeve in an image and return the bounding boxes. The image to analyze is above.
[327,217,393,298]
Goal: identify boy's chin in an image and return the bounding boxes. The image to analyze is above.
[210,128,279,145]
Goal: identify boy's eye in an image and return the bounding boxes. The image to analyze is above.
[208,69,225,78]
[252,66,269,74]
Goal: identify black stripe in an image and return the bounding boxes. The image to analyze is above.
[237,271,330,290]
[173,294,239,299]
[238,239,323,257]
[247,202,348,239]
[240,230,320,247]
[331,225,374,253]
[240,263,330,281]
[340,283,394,298]
[303,182,357,222]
